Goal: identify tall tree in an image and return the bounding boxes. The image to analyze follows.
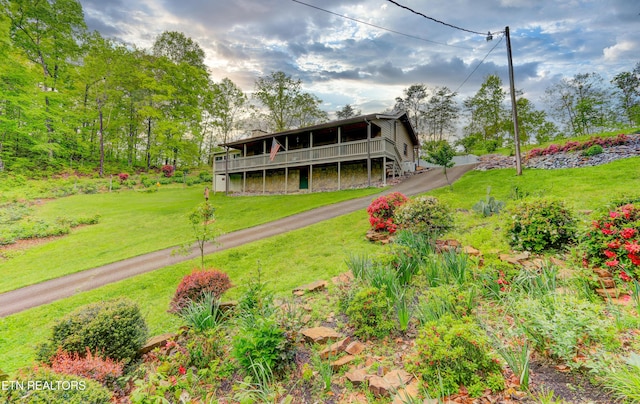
[395,84,428,142]
[611,62,640,126]
[544,72,610,136]
[463,74,508,149]
[152,31,209,167]
[253,71,326,132]
[3,0,86,163]
[336,104,360,119]
[424,87,458,143]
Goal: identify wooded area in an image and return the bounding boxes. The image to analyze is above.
[0,0,638,177]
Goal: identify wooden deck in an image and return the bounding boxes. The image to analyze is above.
[215,138,404,173]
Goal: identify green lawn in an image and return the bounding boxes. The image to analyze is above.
[1,156,639,374]
[0,186,382,293]
[0,211,381,373]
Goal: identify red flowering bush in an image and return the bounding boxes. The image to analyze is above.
[118,172,129,183]
[161,164,175,177]
[366,192,408,233]
[582,203,640,283]
[526,134,628,159]
[169,269,232,313]
[50,347,124,388]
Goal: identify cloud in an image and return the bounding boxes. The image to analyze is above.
[78,0,640,124]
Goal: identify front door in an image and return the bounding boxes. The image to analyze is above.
[299,167,308,189]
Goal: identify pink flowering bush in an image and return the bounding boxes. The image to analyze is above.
[118,172,129,183]
[161,164,175,177]
[366,192,408,233]
[526,134,628,159]
[582,203,640,285]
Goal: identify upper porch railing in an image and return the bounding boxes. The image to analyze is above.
[214,138,404,173]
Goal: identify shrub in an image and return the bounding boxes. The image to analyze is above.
[169,269,232,314]
[232,317,293,378]
[118,172,129,183]
[366,192,408,233]
[505,198,577,252]
[1,367,112,404]
[473,188,505,217]
[582,144,604,157]
[50,347,124,388]
[516,294,618,369]
[345,286,394,339]
[395,195,454,238]
[407,314,504,398]
[161,164,174,177]
[37,298,148,363]
[582,203,640,284]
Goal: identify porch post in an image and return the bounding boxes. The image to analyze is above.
[285,137,289,194]
[366,120,371,187]
[309,164,313,192]
[383,156,387,186]
[338,127,341,190]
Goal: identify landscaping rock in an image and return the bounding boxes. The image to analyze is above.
[384,369,413,388]
[345,368,369,385]
[331,355,356,371]
[392,379,420,404]
[320,336,351,359]
[300,326,341,343]
[332,271,354,285]
[293,280,328,296]
[368,375,392,397]
[366,230,392,244]
[139,333,176,355]
[345,340,365,355]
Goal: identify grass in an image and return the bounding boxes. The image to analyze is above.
[0,185,382,293]
[1,155,639,378]
[427,157,640,253]
[0,211,381,373]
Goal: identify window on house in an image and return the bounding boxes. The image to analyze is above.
[403,143,408,156]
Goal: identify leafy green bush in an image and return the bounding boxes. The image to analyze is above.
[505,198,577,252]
[582,144,604,157]
[407,314,504,398]
[232,317,293,378]
[516,294,618,369]
[1,367,112,404]
[345,286,394,339]
[37,298,148,363]
[394,195,454,238]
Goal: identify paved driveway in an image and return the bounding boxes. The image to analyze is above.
[0,164,476,316]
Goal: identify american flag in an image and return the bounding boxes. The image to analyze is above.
[269,137,281,161]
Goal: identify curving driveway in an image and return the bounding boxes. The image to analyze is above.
[0,164,476,317]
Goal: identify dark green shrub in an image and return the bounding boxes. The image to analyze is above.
[582,144,604,157]
[395,196,454,237]
[406,315,504,398]
[1,367,112,404]
[345,286,394,339]
[232,317,293,378]
[505,198,577,252]
[37,298,148,363]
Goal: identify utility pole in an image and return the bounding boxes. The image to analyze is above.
[505,26,522,175]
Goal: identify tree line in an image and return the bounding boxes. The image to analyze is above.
[0,0,638,176]
[0,0,328,176]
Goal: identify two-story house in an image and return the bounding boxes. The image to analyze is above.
[214,111,419,194]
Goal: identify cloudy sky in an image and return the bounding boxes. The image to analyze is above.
[79,0,639,119]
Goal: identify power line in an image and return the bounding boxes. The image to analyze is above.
[386,0,501,36]
[452,34,504,93]
[291,0,473,50]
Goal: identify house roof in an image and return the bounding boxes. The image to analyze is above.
[220,111,418,148]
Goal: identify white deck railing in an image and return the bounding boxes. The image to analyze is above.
[215,138,404,173]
